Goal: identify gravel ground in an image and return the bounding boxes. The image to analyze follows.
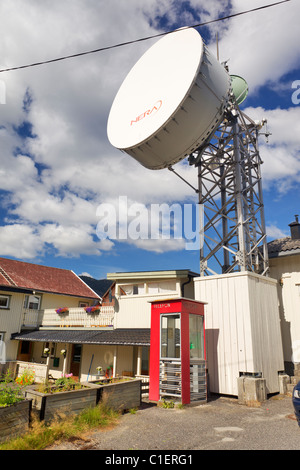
[47,394,300,452]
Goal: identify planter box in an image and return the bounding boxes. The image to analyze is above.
[0,399,32,444]
[24,378,141,423]
[83,377,141,411]
[25,386,97,423]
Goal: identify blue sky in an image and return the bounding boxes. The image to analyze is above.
[0,0,299,279]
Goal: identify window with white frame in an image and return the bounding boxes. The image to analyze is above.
[120,284,145,296]
[148,281,177,294]
[119,281,177,296]
[24,294,41,310]
[0,295,11,309]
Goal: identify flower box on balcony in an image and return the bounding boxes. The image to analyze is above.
[55,307,69,315]
[84,306,100,314]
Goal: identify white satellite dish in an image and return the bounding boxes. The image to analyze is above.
[107,27,231,170]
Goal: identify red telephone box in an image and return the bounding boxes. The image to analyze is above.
[149,298,206,405]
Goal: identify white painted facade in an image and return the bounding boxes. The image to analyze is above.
[194,272,284,396]
[0,289,97,361]
[108,270,195,329]
[269,253,300,366]
[0,291,24,360]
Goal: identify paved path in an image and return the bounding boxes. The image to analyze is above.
[48,394,300,451]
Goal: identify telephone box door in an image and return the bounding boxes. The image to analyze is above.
[149,298,206,404]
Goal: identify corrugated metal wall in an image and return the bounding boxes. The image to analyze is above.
[194,272,284,396]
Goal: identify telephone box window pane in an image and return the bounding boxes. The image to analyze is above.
[160,314,180,359]
[189,314,204,359]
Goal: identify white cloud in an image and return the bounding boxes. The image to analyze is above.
[39,223,114,258]
[214,0,300,92]
[0,0,299,261]
[0,224,43,259]
[243,106,300,191]
[266,224,289,240]
[127,237,186,254]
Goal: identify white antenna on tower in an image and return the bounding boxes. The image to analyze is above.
[107,27,268,276]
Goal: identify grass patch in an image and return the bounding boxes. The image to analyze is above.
[0,403,119,450]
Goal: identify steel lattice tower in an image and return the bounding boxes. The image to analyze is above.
[188,103,269,277]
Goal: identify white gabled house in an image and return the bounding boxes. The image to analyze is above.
[267,216,300,376]
[0,257,196,385]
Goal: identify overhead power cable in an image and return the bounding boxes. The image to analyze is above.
[0,0,291,74]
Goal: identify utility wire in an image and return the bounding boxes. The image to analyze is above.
[0,0,291,73]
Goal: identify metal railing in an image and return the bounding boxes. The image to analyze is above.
[159,360,182,398]
[135,374,150,396]
[190,359,207,402]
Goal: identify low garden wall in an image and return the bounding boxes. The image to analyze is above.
[25,377,141,423]
[83,377,142,411]
[16,362,47,383]
[25,386,97,423]
[0,399,32,444]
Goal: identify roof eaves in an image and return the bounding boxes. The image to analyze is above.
[101,281,115,298]
[11,328,151,346]
[107,269,198,281]
[72,271,101,300]
[269,248,300,259]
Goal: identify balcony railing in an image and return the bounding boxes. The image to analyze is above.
[21,306,115,329]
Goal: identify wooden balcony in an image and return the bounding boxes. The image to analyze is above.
[21,306,115,329]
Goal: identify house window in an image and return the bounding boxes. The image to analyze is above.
[120,284,145,295]
[0,295,10,309]
[148,281,177,294]
[42,342,56,358]
[24,294,41,310]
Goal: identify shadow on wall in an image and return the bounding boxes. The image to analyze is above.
[276,281,293,374]
[205,329,219,395]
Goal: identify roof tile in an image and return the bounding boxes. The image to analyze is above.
[267,237,300,256]
[0,258,99,299]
